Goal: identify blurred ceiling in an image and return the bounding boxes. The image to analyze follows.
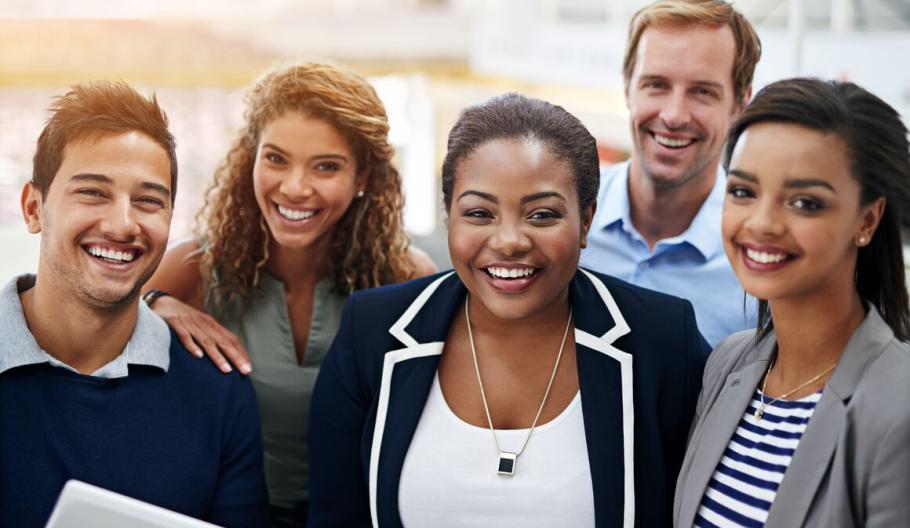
[2,0,908,86]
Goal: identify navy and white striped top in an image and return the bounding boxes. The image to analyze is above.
[693,389,822,528]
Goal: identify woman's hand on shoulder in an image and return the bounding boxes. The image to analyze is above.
[406,245,438,279]
[152,295,251,375]
[143,238,252,375]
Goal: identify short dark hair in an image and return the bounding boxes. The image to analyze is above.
[32,81,178,204]
[725,77,910,342]
[441,92,599,212]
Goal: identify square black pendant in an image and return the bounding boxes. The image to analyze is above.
[497,452,517,476]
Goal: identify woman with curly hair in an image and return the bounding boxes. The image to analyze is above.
[144,62,436,526]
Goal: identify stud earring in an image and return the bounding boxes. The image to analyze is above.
[857,235,868,246]
[356,190,364,198]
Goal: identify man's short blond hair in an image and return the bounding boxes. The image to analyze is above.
[623,0,762,104]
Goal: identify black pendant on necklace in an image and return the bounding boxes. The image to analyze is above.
[498,452,517,476]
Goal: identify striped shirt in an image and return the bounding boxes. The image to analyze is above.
[694,389,822,528]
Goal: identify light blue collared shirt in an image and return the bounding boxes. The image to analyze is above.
[580,161,756,346]
[0,274,171,378]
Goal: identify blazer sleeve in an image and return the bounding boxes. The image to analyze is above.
[673,330,754,524]
[866,412,910,526]
[308,296,373,527]
[692,331,753,426]
[684,299,711,421]
[674,299,711,476]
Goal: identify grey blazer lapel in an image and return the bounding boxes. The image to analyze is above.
[677,357,770,526]
[766,307,893,526]
[764,392,843,526]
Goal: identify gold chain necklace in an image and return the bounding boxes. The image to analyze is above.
[464,295,572,476]
[754,354,836,421]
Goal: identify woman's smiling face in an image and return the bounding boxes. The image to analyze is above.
[447,137,594,321]
[722,121,883,305]
[252,111,364,254]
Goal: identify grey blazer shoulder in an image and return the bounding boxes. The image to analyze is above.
[674,307,910,528]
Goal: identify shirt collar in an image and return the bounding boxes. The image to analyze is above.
[677,166,726,259]
[593,160,726,260]
[0,274,170,377]
[593,160,633,232]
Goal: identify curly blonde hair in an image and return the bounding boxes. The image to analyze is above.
[198,63,413,306]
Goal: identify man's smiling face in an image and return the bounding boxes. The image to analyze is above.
[23,130,173,309]
[625,23,741,190]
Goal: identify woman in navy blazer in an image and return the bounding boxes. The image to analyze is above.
[309,93,711,527]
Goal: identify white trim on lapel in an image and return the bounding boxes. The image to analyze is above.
[370,342,445,528]
[374,269,636,527]
[577,269,635,527]
[371,273,453,527]
[579,268,631,341]
[576,330,635,527]
[389,271,455,347]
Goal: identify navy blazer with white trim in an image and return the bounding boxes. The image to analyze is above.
[308,268,710,527]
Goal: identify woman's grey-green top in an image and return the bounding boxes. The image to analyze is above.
[207,273,345,509]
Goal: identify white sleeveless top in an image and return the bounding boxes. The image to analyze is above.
[398,373,595,527]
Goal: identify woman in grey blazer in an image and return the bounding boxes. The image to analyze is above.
[674,78,910,528]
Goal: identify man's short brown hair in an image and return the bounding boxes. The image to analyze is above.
[32,81,178,204]
[623,0,762,104]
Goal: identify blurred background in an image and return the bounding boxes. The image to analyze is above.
[3,0,910,277]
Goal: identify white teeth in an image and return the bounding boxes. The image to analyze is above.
[277,204,316,221]
[486,267,535,279]
[654,134,694,148]
[746,248,787,264]
[87,246,135,262]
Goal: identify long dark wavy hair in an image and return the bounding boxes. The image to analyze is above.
[724,78,910,342]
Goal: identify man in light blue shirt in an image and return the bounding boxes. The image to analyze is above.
[583,162,751,345]
[581,0,762,346]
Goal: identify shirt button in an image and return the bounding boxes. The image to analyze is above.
[638,261,649,270]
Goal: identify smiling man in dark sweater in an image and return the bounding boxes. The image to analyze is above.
[0,82,268,527]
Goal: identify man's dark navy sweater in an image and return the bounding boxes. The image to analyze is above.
[0,330,269,527]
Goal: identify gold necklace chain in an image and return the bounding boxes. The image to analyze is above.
[464,295,573,476]
[754,354,837,421]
